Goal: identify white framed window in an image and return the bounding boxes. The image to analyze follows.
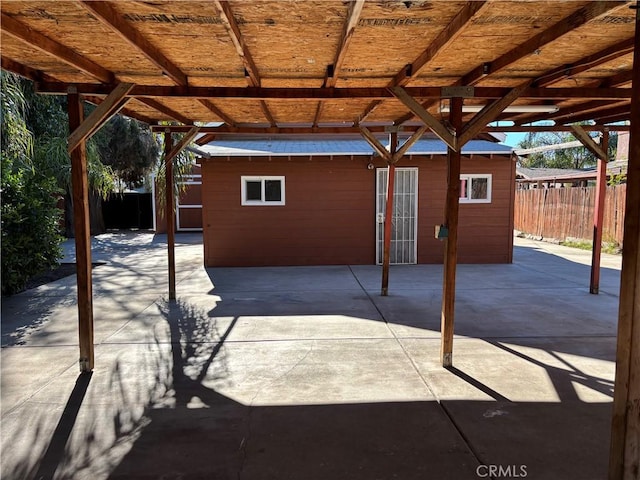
[460,174,492,203]
[241,176,285,206]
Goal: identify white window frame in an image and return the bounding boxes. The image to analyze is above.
[241,176,286,206]
[459,174,492,204]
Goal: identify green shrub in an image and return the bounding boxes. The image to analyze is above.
[1,164,63,295]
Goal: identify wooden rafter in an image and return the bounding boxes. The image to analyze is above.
[457,81,531,147]
[195,133,216,146]
[199,99,235,125]
[460,1,624,86]
[570,125,607,159]
[554,103,631,125]
[533,37,635,88]
[212,0,274,126]
[78,1,234,125]
[82,95,158,125]
[0,12,198,125]
[1,56,57,83]
[213,0,260,87]
[314,0,365,126]
[326,0,365,88]
[599,70,634,88]
[0,12,115,83]
[390,87,456,150]
[393,1,625,126]
[68,83,135,153]
[358,1,486,123]
[138,98,194,125]
[78,1,187,86]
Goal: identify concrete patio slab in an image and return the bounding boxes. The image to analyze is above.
[1,232,622,480]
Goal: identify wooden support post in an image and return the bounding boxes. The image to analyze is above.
[381,131,398,296]
[609,4,640,479]
[164,130,176,300]
[441,96,463,367]
[67,89,94,373]
[590,130,609,294]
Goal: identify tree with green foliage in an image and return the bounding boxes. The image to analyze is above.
[1,72,63,294]
[94,114,159,191]
[517,129,618,169]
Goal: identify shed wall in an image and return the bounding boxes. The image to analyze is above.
[201,154,514,267]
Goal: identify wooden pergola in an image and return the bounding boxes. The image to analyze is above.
[1,1,638,477]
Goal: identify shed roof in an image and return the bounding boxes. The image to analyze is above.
[196,137,513,157]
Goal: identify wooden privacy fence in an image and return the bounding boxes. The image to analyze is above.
[515,185,627,245]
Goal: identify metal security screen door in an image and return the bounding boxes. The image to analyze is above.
[376,167,418,265]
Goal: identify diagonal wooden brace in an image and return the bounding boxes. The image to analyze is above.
[390,86,456,151]
[68,82,134,153]
[570,124,607,160]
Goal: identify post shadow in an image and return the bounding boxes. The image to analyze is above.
[33,372,93,480]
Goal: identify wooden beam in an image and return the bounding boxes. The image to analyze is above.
[601,70,635,88]
[33,83,634,101]
[1,12,115,84]
[138,98,193,125]
[534,38,635,87]
[590,130,609,295]
[78,1,187,86]
[78,2,235,126]
[211,1,275,123]
[441,96,463,367]
[213,0,261,87]
[359,1,486,123]
[359,127,392,161]
[391,86,456,150]
[68,83,134,153]
[82,95,158,125]
[609,4,640,478]
[165,126,200,164]
[460,1,624,86]
[381,131,398,296]
[558,102,631,125]
[151,124,631,135]
[67,89,94,373]
[260,100,277,127]
[0,56,57,83]
[198,99,235,125]
[195,133,217,146]
[401,1,487,86]
[570,125,607,159]
[312,102,324,127]
[164,131,176,300]
[393,125,428,162]
[458,81,531,147]
[326,0,365,88]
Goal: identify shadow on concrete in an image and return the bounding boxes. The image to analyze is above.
[1,240,621,479]
[32,373,93,480]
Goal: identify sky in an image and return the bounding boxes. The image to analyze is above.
[504,132,527,147]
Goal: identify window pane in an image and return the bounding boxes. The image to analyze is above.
[264,180,282,202]
[246,181,262,201]
[471,178,488,199]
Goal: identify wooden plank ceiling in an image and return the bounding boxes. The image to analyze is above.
[0,0,635,130]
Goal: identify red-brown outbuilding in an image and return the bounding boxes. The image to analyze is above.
[195,135,515,267]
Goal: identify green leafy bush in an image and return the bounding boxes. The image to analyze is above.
[1,162,63,294]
